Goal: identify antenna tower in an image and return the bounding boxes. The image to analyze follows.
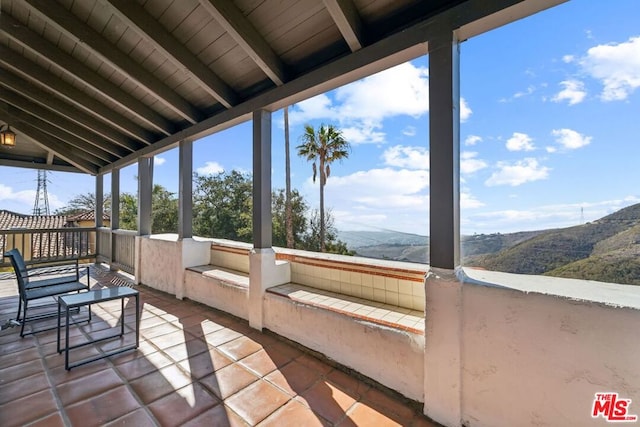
[580,207,584,225]
[33,170,50,216]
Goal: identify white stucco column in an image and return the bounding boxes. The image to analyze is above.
[424,268,463,426]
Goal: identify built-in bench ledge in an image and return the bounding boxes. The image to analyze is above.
[187,265,249,288]
[267,283,425,334]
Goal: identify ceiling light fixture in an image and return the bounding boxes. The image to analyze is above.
[0,125,16,148]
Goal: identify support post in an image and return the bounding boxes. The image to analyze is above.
[250,109,273,330]
[178,140,193,240]
[95,174,103,260]
[429,32,460,269]
[424,30,463,427]
[138,157,153,236]
[110,168,120,271]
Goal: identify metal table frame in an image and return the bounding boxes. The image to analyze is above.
[57,287,139,370]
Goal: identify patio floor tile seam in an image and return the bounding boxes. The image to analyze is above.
[34,328,71,427]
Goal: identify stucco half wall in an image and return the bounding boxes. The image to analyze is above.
[425,267,640,427]
[263,292,425,401]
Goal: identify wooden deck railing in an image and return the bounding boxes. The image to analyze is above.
[95,227,136,275]
[0,227,97,267]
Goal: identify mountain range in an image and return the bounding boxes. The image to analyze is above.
[337,203,640,285]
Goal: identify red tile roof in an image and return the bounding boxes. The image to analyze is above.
[0,210,66,230]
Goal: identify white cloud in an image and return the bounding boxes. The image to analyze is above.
[288,62,431,145]
[506,132,535,152]
[341,122,386,144]
[463,196,640,234]
[154,156,166,166]
[514,85,535,98]
[382,145,429,170]
[465,135,483,146]
[0,184,37,206]
[333,62,429,121]
[546,146,557,153]
[461,191,485,209]
[562,55,575,63]
[0,184,64,212]
[196,161,224,175]
[460,98,472,122]
[460,151,488,174]
[551,128,592,149]
[552,80,587,105]
[485,158,550,187]
[402,126,417,137]
[581,36,640,101]
[301,167,430,233]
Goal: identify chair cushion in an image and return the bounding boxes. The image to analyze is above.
[24,281,89,300]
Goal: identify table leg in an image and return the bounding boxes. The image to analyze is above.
[135,294,139,348]
[57,300,62,354]
[65,307,70,370]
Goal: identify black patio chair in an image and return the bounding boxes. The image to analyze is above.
[4,248,91,337]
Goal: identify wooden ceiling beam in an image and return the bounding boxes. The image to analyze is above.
[0,72,143,153]
[23,0,202,124]
[0,113,99,174]
[0,88,130,159]
[199,0,286,86]
[323,0,364,52]
[0,13,175,137]
[0,101,118,164]
[107,0,238,109]
[0,47,155,145]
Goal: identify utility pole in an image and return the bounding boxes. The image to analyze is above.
[33,170,50,216]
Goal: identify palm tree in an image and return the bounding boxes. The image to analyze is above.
[297,123,350,252]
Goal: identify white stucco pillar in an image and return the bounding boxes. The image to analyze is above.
[424,268,463,426]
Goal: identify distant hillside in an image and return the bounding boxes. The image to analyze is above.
[340,229,546,264]
[338,203,640,285]
[337,230,427,248]
[470,203,640,285]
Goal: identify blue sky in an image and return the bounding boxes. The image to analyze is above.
[1,0,639,236]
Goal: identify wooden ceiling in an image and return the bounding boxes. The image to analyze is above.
[0,0,564,175]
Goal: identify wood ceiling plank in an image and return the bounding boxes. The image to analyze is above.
[199,0,286,85]
[0,13,175,136]
[323,0,364,51]
[0,112,100,174]
[0,45,156,145]
[23,0,203,124]
[107,0,238,109]
[0,88,130,158]
[0,101,119,163]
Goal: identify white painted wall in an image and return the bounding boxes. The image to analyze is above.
[138,235,180,295]
[425,269,640,427]
[461,284,640,427]
[264,293,425,401]
[138,234,211,297]
[184,270,249,320]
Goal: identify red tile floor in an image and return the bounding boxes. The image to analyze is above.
[0,265,439,426]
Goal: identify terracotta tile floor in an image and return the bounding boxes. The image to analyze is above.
[0,265,439,426]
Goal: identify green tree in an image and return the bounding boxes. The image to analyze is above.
[297,124,350,252]
[119,193,137,230]
[118,184,178,233]
[193,171,253,241]
[272,188,308,248]
[151,185,178,233]
[55,192,111,216]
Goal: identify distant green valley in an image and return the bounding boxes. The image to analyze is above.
[338,203,640,286]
